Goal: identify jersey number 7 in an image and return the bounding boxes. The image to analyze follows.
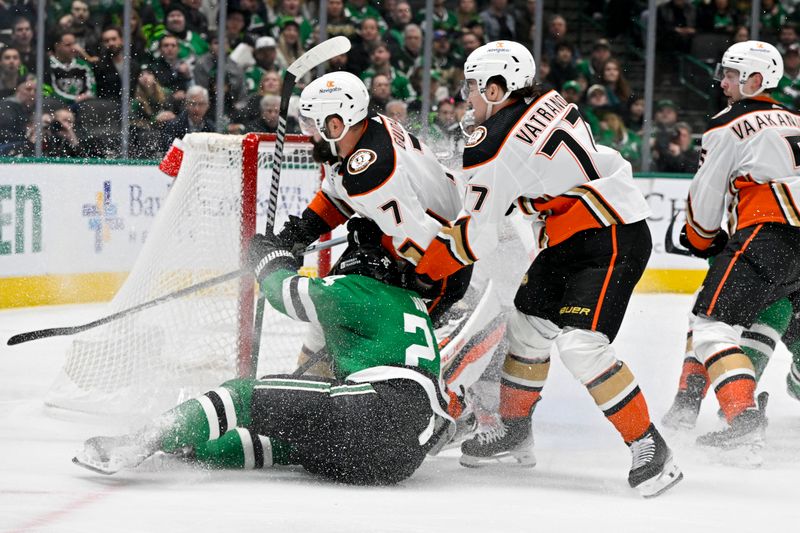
[538,128,602,181]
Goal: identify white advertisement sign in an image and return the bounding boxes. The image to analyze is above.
[0,163,172,277]
[0,162,705,305]
[637,177,708,269]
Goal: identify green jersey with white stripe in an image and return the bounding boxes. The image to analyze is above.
[261,270,452,420]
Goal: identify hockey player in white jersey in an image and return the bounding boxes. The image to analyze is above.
[414,40,682,497]
[673,41,800,462]
[275,71,472,329]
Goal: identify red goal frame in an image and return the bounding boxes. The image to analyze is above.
[237,133,330,376]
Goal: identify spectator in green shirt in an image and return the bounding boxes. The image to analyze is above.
[596,112,642,171]
[776,44,800,109]
[361,42,413,100]
[416,0,459,33]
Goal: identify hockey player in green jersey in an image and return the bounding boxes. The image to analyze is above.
[73,220,455,485]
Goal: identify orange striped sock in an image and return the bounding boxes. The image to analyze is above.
[605,390,651,443]
[678,357,710,396]
[704,347,756,422]
[715,378,756,421]
[498,353,549,419]
[499,382,541,419]
[586,362,651,443]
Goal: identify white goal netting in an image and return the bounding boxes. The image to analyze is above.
[46,133,323,418]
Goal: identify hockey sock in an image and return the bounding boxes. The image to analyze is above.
[704,347,757,422]
[193,429,294,469]
[787,341,800,401]
[741,298,791,381]
[499,353,549,419]
[676,330,710,397]
[159,378,255,453]
[585,361,651,444]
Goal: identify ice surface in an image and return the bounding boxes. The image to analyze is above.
[1,295,798,532]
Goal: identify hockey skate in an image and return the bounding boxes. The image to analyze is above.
[459,416,536,468]
[627,424,683,498]
[696,392,768,468]
[73,435,156,475]
[661,374,706,430]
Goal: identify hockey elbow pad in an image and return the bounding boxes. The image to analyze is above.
[679,224,728,259]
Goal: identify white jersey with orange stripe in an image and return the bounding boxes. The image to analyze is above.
[319,114,465,264]
[415,90,651,282]
[686,96,800,249]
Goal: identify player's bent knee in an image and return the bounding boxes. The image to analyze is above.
[218,378,256,425]
[692,315,741,362]
[507,311,560,360]
[556,328,618,383]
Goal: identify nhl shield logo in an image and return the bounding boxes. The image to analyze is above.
[348,149,377,174]
[465,126,487,147]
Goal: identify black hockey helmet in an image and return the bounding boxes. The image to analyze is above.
[332,245,399,284]
[331,218,399,284]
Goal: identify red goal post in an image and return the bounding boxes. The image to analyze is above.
[45,132,326,418]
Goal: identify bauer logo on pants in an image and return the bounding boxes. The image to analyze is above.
[348,149,377,174]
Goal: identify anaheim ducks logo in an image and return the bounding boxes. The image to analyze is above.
[347,149,377,174]
[465,126,487,147]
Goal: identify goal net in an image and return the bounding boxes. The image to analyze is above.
[46,133,325,418]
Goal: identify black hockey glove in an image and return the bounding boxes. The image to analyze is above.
[276,213,326,256]
[399,261,438,299]
[248,233,301,282]
[346,217,384,247]
[679,224,728,259]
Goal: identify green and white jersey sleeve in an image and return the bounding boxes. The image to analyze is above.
[261,270,453,421]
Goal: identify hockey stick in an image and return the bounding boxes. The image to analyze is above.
[6,237,347,346]
[664,211,693,256]
[250,35,351,377]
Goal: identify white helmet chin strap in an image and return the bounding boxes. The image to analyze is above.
[480,89,510,120]
[318,122,350,157]
[739,82,765,98]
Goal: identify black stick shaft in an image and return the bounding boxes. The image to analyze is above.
[6,238,345,347]
[250,72,297,377]
[7,269,246,345]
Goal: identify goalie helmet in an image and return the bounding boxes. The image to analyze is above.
[298,72,369,144]
[462,40,536,105]
[716,40,783,97]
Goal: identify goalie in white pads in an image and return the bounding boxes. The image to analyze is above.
[74,224,455,484]
[414,40,682,497]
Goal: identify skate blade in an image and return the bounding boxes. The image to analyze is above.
[717,444,764,469]
[635,457,684,498]
[72,455,120,475]
[459,449,536,468]
[660,410,698,431]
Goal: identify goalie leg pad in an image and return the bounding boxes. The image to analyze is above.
[693,316,756,422]
[557,328,651,443]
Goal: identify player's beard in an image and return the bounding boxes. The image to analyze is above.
[311,137,338,164]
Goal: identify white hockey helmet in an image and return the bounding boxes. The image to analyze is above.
[298,72,369,144]
[715,40,783,97]
[462,40,536,105]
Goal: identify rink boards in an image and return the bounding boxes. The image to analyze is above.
[0,160,705,307]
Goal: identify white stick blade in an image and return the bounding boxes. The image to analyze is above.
[287,36,352,78]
